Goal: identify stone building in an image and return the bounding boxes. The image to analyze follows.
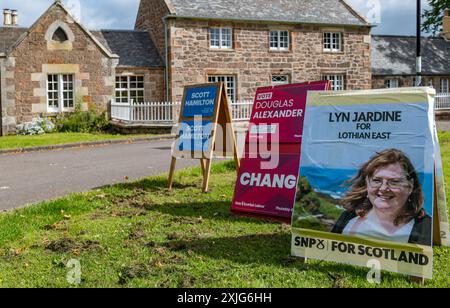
[372,35,450,91]
[0,1,164,135]
[372,10,450,92]
[135,0,372,103]
[1,0,373,136]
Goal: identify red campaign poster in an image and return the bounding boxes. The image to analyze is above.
[232,81,330,222]
[247,81,331,144]
[231,143,301,223]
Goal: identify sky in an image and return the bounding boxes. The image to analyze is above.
[0,0,432,35]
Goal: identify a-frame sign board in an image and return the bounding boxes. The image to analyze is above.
[168,83,240,192]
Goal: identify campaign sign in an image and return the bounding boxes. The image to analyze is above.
[169,82,239,193]
[291,87,436,279]
[247,81,330,144]
[231,144,301,222]
[232,81,330,222]
[182,86,218,118]
[434,128,450,247]
[177,120,213,152]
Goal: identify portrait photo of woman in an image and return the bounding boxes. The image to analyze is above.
[332,149,432,246]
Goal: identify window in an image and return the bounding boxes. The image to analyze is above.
[209,28,232,49]
[322,74,345,91]
[272,75,289,86]
[208,76,236,102]
[270,30,289,51]
[440,78,449,93]
[324,32,342,52]
[386,79,399,88]
[115,76,145,103]
[52,27,69,42]
[47,74,74,112]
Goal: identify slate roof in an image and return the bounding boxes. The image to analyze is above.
[0,27,163,68]
[0,27,28,54]
[166,0,368,26]
[92,30,164,68]
[372,35,450,76]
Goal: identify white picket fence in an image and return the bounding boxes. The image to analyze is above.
[111,101,181,124]
[111,93,450,125]
[111,100,254,124]
[436,93,450,110]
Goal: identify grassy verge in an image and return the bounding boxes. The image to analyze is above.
[0,133,155,150]
[0,139,448,288]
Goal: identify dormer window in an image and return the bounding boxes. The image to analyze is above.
[52,27,69,42]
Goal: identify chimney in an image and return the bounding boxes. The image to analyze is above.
[3,9,11,26]
[11,9,17,26]
[443,9,450,40]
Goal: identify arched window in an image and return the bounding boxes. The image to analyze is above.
[52,27,69,42]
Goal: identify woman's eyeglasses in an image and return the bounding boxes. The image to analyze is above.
[367,177,411,189]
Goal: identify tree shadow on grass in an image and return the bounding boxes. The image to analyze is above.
[106,177,200,192]
[162,232,396,287]
[142,200,279,225]
[103,176,280,225]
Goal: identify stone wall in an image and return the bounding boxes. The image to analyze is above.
[167,20,371,102]
[135,0,170,60]
[3,5,117,133]
[0,56,17,135]
[373,75,450,92]
[115,67,165,102]
[372,75,415,89]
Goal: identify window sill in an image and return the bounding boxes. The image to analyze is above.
[269,49,291,53]
[209,48,234,52]
[46,109,75,114]
[323,50,344,54]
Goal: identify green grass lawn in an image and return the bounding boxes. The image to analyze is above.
[0,138,449,288]
[0,133,154,150]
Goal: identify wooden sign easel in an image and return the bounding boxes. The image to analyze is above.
[168,83,240,193]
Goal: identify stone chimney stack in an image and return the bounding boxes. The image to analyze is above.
[3,9,11,26]
[443,9,450,40]
[11,9,17,26]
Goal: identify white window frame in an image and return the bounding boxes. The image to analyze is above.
[47,74,74,113]
[115,75,145,103]
[209,28,232,49]
[208,76,236,103]
[386,79,399,89]
[269,30,289,51]
[440,78,449,93]
[271,75,290,86]
[322,74,345,91]
[323,32,342,52]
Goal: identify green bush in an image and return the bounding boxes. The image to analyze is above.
[300,192,321,214]
[296,176,313,202]
[54,103,111,133]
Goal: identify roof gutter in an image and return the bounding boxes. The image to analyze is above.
[164,14,373,29]
[373,73,450,77]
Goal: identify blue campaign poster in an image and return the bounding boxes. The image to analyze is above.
[177,120,213,152]
[182,86,218,118]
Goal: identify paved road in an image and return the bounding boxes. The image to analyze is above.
[0,140,200,211]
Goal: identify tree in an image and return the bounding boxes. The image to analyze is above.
[422,0,450,36]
